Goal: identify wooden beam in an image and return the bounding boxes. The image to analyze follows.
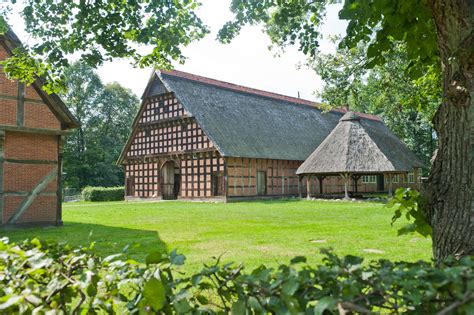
[4,158,58,165]
[0,93,46,105]
[317,175,326,194]
[352,175,361,194]
[340,173,350,200]
[388,174,393,197]
[306,175,312,200]
[16,83,25,126]
[7,166,58,224]
[56,136,65,226]
[298,176,303,198]
[0,130,5,224]
[0,125,72,136]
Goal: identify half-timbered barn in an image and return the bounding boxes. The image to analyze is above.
[0,29,79,226]
[118,70,421,201]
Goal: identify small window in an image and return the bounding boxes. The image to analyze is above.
[408,172,415,183]
[362,175,377,184]
[392,175,399,183]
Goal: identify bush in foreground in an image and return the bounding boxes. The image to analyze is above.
[0,238,472,314]
[82,186,124,202]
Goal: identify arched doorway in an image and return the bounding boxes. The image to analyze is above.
[161,161,180,200]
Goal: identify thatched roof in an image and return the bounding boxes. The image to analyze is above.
[131,70,382,161]
[296,112,424,175]
[0,28,79,129]
[118,70,418,165]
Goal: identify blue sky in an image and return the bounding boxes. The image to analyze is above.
[7,1,346,101]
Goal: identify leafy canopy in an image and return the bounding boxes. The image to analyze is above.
[311,39,440,165]
[219,0,438,77]
[0,0,209,92]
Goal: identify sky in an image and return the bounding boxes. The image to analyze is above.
[6,1,346,101]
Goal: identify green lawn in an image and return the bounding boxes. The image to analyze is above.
[1,199,432,273]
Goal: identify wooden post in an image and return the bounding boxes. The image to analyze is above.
[306,175,312,200]
[56,135,65,226]
[352,175,361,194]
[298,175,303,198]
[0,130,5,225]
[388,173,393,197]
[317,175,325,195]
[341,173,350,200]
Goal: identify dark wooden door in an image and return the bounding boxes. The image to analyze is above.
[161,161,176,199]
[257,171,267,196]
[125,177,135,196]
[212,173,225,196]
[377,174,385,191]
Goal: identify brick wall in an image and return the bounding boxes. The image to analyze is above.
[1,43,62,225]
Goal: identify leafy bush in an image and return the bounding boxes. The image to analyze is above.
[386,188,432,237]
[82,186,124,202]
[0,238,473,314]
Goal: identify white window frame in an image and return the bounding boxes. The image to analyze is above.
[392,174,400,183]
[362,175,377,184]
[408,172,415,183]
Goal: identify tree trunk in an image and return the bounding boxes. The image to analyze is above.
[425,0,474,261]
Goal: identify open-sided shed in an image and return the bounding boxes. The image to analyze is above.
[296,111,424,198]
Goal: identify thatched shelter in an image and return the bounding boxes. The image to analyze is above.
[296,111,424,199]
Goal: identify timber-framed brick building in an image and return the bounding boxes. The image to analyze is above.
[0,29,79,226]
[118,70,422,201]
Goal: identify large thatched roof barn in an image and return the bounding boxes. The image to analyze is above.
[297,112,424,198]
[0,29,79,226]
[119,70,421,201]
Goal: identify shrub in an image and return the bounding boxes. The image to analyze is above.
[82,186,124,201]
[0,238,473,314]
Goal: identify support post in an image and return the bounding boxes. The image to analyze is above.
[388,173,393,197]
[352,175,361,194]
[340,173,350,200]
[0,130,5,224]
[56,135,65,226]
[298,175,303,198]
[306,175,312,200]
[317,175,325,195]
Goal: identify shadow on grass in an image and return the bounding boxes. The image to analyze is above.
[0,222,167,262]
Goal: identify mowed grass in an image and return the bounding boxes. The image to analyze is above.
[1,199,432,273]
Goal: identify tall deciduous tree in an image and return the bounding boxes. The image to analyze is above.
[219,0,473,261]
[62,62,139,189]
[312,41,440,166]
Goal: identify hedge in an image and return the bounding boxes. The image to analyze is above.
[82,186,124,202]
[0,238,473,314]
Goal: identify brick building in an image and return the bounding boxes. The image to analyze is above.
[118,70,422,201]
[0,29,79,226]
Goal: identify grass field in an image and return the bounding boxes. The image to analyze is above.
[1,199,432,273]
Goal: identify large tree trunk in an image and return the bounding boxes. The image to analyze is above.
[425,0,473,261]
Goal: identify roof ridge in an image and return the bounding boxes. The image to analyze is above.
[159,69,381,122]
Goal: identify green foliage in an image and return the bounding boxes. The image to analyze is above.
[311,40,440,166]
[220,1,438,78]
[62,62,139,189]
[1,238,473,314]
[338,0,438,77]
[387,188,432,237]
[82,186,124,202]
[1,0,208,92]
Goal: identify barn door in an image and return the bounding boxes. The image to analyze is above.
[161,161,178,200]
[212,172,225,196]
[377,174,385,191]
[125,176,135,196]
[257,171,267,196]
